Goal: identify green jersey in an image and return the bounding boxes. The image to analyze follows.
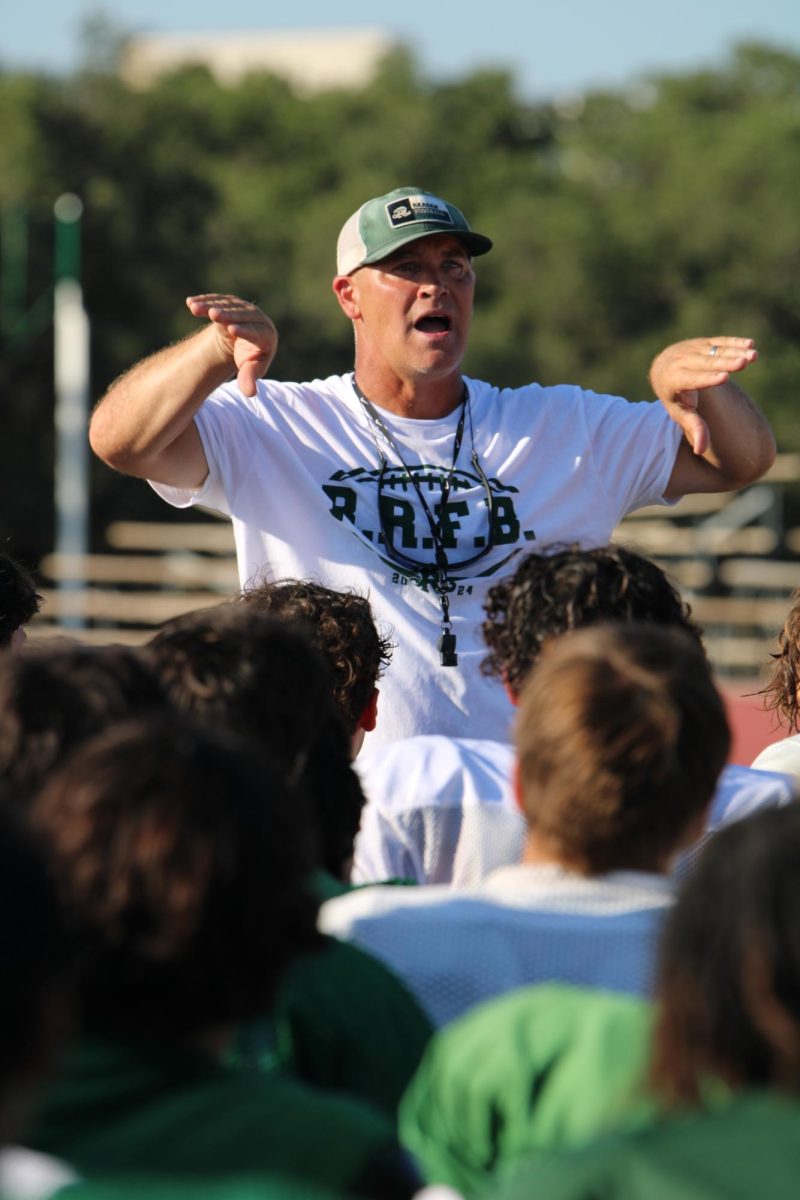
[493,1091,800,1200]
[28,1034,402,1194]
[400,983,654,1195]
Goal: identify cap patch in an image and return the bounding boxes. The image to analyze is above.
[386,194,455,229]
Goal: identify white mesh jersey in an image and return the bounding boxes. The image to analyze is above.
[353,740,795,889]
[150,373,682,745]
[674,761,796,878]
[751,734,800,790]
[320,865,673,1028]
[353,737,523,887]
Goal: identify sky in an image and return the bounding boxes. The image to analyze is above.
[2,0,799,100]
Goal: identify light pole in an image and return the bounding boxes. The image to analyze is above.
[53,193,90,628]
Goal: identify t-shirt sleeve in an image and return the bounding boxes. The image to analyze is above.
[147,385,254,516]
[580,390,684,516]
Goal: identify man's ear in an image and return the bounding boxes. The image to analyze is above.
[504,678,520,707]
[332,275,361,320]
[358,687,379,733]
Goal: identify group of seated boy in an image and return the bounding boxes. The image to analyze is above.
[0,540,799,1200]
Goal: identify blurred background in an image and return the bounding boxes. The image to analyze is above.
[2,1,799,756]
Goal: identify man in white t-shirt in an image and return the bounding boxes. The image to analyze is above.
[321,623,730,1027]
[353,544,795,887]
[89,186,775,744]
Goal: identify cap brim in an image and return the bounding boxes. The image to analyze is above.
[361,227,493,266]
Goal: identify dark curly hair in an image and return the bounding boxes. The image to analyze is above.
[0,644,167,794]
[481,543,703,698]
[241,579,393,733]
[0,552,42,647]
[759,588,800,733]
[146,603,366,878]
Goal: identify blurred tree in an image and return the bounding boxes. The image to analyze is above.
[77,8,129,74]
[0,40,797,563]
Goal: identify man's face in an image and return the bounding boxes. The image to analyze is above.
[334,234,476,385]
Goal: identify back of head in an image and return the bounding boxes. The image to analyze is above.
[0,644,166,795]
[481,544,702,698]
[31,713,320,1040]
[0,552,41,649]
[516,623,729,874]
[241,578,392,734]
[146,603,365,877]
[653,804,800,1104]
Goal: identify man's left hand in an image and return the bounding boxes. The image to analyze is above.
[649,336,758,455]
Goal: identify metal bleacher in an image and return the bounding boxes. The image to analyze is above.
[32,517,240,645]
[616,454,800,677]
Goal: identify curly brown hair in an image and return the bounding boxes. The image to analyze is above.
[760,588,800,732]
[481,544,703,698]
[241,579,393,733]
[147,603,366,878]
[0,644,166,794]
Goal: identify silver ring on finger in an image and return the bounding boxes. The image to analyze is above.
[709,344,720,357]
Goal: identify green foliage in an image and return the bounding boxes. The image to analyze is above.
[0,41,798,560]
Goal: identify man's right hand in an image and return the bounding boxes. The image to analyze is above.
[186,294,279,398]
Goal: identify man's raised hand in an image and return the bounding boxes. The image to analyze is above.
[186,294,278,398]
[649,336,758,456]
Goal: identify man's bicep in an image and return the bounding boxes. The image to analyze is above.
[141,420,210,490]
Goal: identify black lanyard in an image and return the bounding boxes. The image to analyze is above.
[352,379,496,667]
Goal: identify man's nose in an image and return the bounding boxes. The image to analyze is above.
[417,269,449,294]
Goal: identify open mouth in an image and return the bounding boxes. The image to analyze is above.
[414,315,452,334]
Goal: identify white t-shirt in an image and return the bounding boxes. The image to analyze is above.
[354,739,796,887]
[320,864,673,1027]
[152,373,682,744]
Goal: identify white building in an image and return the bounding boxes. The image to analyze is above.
[119,27,396,92]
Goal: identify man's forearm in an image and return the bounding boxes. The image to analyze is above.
[652,336,776,499]
[695,381,776,487]
[89,326,230,485]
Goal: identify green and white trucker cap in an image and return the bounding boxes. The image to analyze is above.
[336,187,493,275]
